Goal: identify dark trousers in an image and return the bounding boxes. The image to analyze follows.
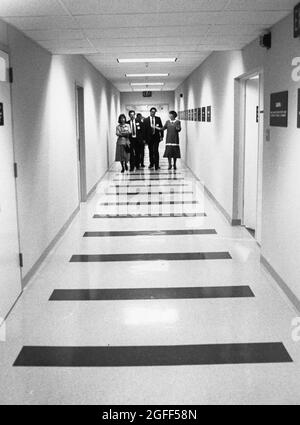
[130,139,144,170]
[148,139,160,168]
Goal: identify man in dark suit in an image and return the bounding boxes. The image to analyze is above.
[144,107,163,170]
[136,113,146,168]
[127,110,145,171]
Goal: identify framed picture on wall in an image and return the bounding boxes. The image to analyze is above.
[202,107,206,122]
[197,107,202,122]
[207,106,212,122]
[194,109,197,121]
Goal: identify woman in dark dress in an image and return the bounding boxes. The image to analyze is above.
[115,114,131,173]
[163,111,182,170]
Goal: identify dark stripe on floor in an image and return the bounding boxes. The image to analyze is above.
[93,213,207,218]
[105,191,194,195]
[111,184,189,188]
[14,343,292,367]
[116,172,184,176]
[70,252,232,263]
[84,229,217,237]
[49,286,254,301]
[99,201,198,206]
[114,178,185,181]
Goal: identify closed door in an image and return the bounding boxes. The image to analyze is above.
[243,77,260,232]
[75,86,87,202]
[0,51,22,322]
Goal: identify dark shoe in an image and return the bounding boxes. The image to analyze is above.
[121,168,125,173]
[168,166,172,170]
[125,163,128,171]
[141,164,145,168]
[149,165,154,169]
[174,166,177,170]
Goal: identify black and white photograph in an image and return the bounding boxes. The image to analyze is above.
[0,0,300,411]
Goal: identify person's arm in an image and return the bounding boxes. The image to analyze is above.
[116,126,122,137]
[162,121,168,131]
[159,118,164,139]
[176,120,182,133]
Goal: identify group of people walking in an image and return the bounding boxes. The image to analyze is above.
[115,108,181,173]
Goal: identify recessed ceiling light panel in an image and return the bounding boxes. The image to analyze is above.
[118,58,177,63]
[125,73,169,77]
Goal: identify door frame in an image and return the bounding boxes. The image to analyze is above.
[0,48,23,294]
[233,68,264,244]
[75,84,87,203]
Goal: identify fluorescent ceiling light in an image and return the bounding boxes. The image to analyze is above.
[126,73,169,77]
[132,89,163,92]
[118,58,177,63]
[131,82,164,86]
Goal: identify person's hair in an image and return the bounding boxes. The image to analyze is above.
[136,113,142,118]
[118,114,126,124]
[169,110,178,119]
[128,110,135,116]
[150,107,157,113]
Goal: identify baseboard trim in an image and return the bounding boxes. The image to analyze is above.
[261,255,300,314]
[87,169,108,200]
[186,164,239,226]
[22,205,80,288]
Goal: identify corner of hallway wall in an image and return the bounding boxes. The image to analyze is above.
[5,23,120,280]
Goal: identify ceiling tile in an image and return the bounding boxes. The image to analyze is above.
[0,0,67,16]
[207,24,267,35]
[225,0,299,11]
[24,29,85,41]
[39,38,92,49]
[75,11,289,29]
[85,25,210,39]
[3,15,78,30]
[62,0,229,15]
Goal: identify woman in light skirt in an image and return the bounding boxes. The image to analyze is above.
[115,114,131,173]
[163,111,181,170]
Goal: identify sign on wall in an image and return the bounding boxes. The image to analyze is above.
[270,91,289,127]
[0,103,4,126]
[202,107,206,122]
[297,89,300,128]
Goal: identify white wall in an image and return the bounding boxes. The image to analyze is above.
[175,12,300,302]
[3,23,120,280]
[261,14,300,302]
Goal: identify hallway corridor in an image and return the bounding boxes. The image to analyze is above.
[0,153,300,405]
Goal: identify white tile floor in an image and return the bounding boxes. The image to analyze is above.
[0,156,300,405]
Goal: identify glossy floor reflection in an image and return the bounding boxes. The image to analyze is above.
[0,156,300,404]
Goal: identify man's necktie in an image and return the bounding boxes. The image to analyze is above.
[152,117,155,135]
[131,120,136,137]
